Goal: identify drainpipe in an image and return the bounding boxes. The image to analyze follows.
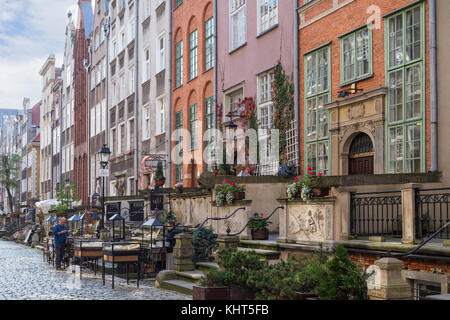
[293,0,300,173]
[167,0,173,188]
[134,0,140,195]
[429,0,437,172]
[59,85,63,189]
[104,16,111,196]
[213,0,217,171]
[84,44,92,200]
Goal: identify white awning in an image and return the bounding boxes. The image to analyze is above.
[35,199,59,214]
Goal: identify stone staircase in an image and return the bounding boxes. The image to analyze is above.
[156,240,282,296]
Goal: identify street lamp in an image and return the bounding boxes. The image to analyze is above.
[98,144,111,230]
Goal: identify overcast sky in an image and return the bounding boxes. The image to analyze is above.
[0,0,82,110]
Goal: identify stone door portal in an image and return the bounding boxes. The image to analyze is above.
[349,133,374,175]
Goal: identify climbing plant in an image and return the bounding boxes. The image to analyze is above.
[273,62,295,164]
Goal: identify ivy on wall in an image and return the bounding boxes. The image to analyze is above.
[273,62,295,164]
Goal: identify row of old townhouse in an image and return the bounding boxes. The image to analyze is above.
[1,0,449,225]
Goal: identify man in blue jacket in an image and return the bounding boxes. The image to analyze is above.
[53,217,70,270]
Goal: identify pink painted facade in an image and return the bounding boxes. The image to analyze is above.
[216,0,295,116]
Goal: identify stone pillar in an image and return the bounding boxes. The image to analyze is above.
[277,202,288,243]
[217,235,239,249]
[367,258,413,300]
[401,184,418,244]
[173,233,195,272]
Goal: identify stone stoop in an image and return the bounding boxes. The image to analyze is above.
[156,269,207,296]
[237,240,281,261]
[196,261,219,272]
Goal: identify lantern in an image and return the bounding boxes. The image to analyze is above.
[68,213,81,236]
[109,213,125,241]
[141,218,165,249]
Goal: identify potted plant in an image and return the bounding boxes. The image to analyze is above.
[214,180,246,207]
[248,213,271,240]
[193,269,230,300]
[154,161,166,187]
[286,167,329,201]
[173,182,183,193]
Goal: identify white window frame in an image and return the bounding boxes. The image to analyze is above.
[155,96,165,135]
[156,33,165,73]
[257,70,275,130]
[142,106,150,141]
[143,47,150,82]
[229,0,246,51]
[257,0,278,35]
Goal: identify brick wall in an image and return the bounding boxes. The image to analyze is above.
[349,252,450,275]
[298,0,430,174]
[171,0,214,187]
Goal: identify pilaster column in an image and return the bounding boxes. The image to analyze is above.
[401,184,419,244]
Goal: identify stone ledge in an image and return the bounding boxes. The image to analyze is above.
[277,197,336,204]
[211,200,252,207]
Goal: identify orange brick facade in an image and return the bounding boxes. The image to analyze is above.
[349,252,450,276]
[171,0,214,187]
[298,0,430,175]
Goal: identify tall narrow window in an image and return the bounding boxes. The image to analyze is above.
[156,98,165,135]
[189,104,198,150]
[258,0,278,34]
[257,70,275,130]
[175,40,183,87]
[143,48,150,82]
[230,0,246,51]
[304,46,330,174]
[205,18,214,71]
[205,96,214,131]
[157,34,165,73]
[175,110,183,183]
[387,4,424,173]
[189,30,198,80]
[341,27,371,84]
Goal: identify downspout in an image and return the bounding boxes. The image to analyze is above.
[84,44,92,199]
[104,16,110,196]
[213,0,217,170]
[167,0,173,188]
[59,85,63,188]
[134,0,140,195]
[429,0,437,172]
[293,1,300,173]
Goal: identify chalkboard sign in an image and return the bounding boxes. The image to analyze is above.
[150,195,163,211]
[106,202,121,220]
[129,201,144,222]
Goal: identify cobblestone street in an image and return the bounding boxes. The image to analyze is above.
[0,240,190,300]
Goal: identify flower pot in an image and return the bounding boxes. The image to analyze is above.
[251,229,269,240]
[155,179,165,187]
[193,285,230,300]
[229,285,255,300]
[233,191,245,200]
[311,187,330,197]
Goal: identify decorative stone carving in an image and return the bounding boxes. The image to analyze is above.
[347,103,366,120]
[285,201,334,242]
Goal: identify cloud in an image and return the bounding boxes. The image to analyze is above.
[0,0,76,109]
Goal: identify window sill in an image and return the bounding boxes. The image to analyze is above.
[339,73,374,88]
[203,66,214,74]
[256,24,279,39]
[141,15,151,26]
[187,76,198,84]
[141,78,151,86]
[155,68,165,78]
[155,1,166,14]
[229,42,247,55]
[174,84,183,90]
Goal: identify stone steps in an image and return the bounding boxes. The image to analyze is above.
[175,270,205,284]
[196,261,219,272]
[237,247,281,260]
[160,279,195,295]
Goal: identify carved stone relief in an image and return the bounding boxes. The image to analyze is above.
[287,204,334,242]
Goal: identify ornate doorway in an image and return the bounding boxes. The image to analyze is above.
[349,133,374,175]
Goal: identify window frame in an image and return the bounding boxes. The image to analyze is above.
[385,3,425,174]
[189,29,198,80]
[189,103,198,151]
[229,0,247,52]
[303,45,331,175]
[339,26,373,85]
[205,17,215,71]
[175,40,183,88]
[257,0,278,35]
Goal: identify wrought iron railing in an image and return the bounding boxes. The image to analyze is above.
[350,191,402,237]
[184,207,246,234]
[415,188,450,239]
[226,206,284,237]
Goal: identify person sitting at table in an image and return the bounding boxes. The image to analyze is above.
[53,217,70,270]
[165,221,179,270]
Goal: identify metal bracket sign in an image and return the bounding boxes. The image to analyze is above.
[97,168,110,177]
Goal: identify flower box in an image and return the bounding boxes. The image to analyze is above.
[311,187,330,197]
[233,191,245,200]
[251,229,269,240]
[193,285,230,300]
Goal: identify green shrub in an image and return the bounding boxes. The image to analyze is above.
[192,227,218,264]
[155,161,165,181]
[216,248,266,290]
[315,244,369,300]
[199,269,226,287]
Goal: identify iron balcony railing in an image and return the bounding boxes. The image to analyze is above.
[415,187,450,239]
[350,191,402,237]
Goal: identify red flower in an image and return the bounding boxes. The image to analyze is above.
[243,184,246,187]
[309,171,315,175]
[221,184,224,187]
[260,213,264,217]
[225,179,230,183]
[307,167,312,171]
[231,182,236,187]
[318,173,323,176]
[294,177,299,182]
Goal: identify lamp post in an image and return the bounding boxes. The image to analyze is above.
[98,144,111,230]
